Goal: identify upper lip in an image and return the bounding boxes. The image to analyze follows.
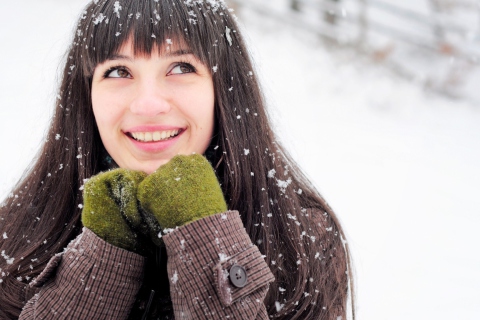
[124,125,184,142]
[126,125,184,133]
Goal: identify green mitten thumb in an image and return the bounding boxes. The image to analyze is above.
[81,169,147,254]
[138,154,227,232]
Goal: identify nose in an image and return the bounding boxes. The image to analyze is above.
[129,79,171,116]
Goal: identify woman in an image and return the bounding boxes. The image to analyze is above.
[0,0,353,319]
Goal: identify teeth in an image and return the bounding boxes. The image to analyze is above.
[144,132,153,142]
[131,130,180,142]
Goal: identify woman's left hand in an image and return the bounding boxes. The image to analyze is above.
[137,154,227,233]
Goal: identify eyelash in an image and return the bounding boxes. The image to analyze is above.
[102,65,129,79]
[172,61,197,74]
[102,61,197,79]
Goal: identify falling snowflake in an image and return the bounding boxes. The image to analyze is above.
[225,26,233,46]
[1,251,14,265]
[93,13,106,25]
[275,301,285,312]
[113,1,122,18]
[171,270,179,284]
[268,169,276,178]
[219,253,229,262]
[287,213,297,220]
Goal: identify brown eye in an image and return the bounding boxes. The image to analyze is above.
[105,67,132,78]
[169,63,196,75]
[116,68,130,78]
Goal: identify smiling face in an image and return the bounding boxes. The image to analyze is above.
[91,39,215,174]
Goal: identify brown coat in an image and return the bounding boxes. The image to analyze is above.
[18,211,275,319]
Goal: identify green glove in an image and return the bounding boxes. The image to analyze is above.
[81,169,148,254]
[138,154,228,232]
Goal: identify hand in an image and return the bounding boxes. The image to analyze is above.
[81,169,149,254]
[138,154,227,232]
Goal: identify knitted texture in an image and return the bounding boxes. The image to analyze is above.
[138,154,227,230]
[81,169,147,254]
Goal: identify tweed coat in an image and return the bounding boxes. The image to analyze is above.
[18,211,275,319]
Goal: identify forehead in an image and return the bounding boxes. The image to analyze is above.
[109,36,192,59]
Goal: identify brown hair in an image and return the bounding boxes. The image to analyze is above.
[0,0,354,319]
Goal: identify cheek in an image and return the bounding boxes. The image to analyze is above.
[198,96,216,150]
[91,93,108,134]
[195,91,215,133]
[91,89,121,133]
[202,82,215,125]
[182,87,215,148]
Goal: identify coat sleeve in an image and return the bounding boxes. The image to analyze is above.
[19,227,146,320]
[162,210,275,319]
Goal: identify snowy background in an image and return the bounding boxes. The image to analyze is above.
[0,1,479,319]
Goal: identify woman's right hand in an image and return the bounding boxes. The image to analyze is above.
[81,169,148,254]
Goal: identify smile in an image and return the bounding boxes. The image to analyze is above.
[129,129,181,142]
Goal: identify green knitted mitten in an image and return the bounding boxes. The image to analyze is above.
[81,169,148,254]
[138,154,227,232]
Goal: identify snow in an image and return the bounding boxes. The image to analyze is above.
[267,169,276,178]
[1,250,14,265]
[275,301,285,312]
[113,1,122,18]
[218,253,229,262]
[225,26,233,46]
[237,3,480,320]
[171,270,179,284]
[0,1,479,319]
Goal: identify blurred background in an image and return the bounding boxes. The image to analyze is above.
[0,0,479,319]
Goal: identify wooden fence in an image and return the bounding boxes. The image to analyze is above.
[229,0,480,102]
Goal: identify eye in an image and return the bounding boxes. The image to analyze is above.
[103,66,132,79]
[169,63,196,75]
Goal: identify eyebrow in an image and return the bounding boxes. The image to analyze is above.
[108,49,195,61]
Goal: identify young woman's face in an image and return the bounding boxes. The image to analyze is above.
[91,39,215,174]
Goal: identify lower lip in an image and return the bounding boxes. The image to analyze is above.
[127,131,183,152]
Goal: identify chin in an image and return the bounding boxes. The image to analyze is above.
[137,159,171,174]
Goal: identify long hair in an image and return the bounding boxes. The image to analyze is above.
[0,1,354,319]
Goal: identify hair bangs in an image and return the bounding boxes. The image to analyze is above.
[77,0,230,76]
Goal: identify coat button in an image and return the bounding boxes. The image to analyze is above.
[229,264,248,288]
